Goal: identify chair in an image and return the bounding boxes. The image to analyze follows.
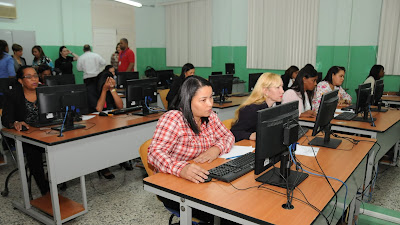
[158,89,170,110]
[222,118,234,130]
[139,139,202,225]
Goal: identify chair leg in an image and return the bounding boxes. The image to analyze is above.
[1,168,18,197]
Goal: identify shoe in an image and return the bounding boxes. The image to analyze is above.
[98,168,115,179]
[120,162,133,171]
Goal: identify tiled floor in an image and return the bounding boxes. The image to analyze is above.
[0,148,399,225]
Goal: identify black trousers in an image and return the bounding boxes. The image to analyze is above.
[23,143,49,195]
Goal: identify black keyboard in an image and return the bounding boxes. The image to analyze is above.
[108,106,142,115]
[30,119,64,128]
[298,127,310,139]
[209,152,255,182]
[335,112,357,121]
[230,92,250,97]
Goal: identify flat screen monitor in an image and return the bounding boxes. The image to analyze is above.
[208,75,233,104]
[308,90,342,149]
[36,84,88,132]
[211,71,223,75]
[156,70,174,89]
[248,73,263,92]
[116,72,139,89]
[255,100,308,189]
[370,80,387,112]
[126,78,158,116]
[353,83,374,122]
[225,63,235,75]
[44,74,75,86]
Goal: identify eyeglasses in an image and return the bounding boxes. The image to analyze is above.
[22,74,39,79]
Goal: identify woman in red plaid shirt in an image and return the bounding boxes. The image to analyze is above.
[148,75,235,183]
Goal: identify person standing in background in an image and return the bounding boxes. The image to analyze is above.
[118,38,135,72]
[110,43,121,72]
[32,45,54,69]
[12,44,26,73]
[55,46,79,74]
[0,40,15,78]
[77,44,106,112]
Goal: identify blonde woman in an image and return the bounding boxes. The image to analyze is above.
[231,73,284,141]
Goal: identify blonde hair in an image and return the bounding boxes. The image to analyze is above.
[233,73,282,124]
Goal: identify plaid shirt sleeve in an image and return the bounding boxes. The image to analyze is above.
[208,112,235,155]
[148,111,189,177]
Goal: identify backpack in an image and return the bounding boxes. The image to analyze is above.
[145,66,157,78]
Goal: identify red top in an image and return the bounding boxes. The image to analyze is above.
[118,48,135,72]
[148,110,234,177]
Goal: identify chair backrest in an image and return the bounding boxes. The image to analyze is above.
[158,89,170,110]
[222,118,234,130]
[139,139,155,176]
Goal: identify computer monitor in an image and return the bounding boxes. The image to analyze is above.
[44,74,76,86]
[0,77,15,108]
[208,75,233,104]
[156,70,174,89]
[116,72,139,89]
[353,83,374,122]
[225,63,235,75]
[126,78,158,116]
[370,80,387,112]
[36,84,88,132]
[255,100,308,189]
[308,90,342,149]
[211,71,223,75]
[248,73,263,92]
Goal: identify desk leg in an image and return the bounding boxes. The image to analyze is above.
[179,198,192,225]
[80,176,88,210]
[46,149,62,225]
[347,199,356,225]
[364,149,376,199]
[15,139,31,209]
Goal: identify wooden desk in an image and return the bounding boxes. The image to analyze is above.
[144,134,376,225]
[2,112,163,225]
[382,95,400,106]
[212,96,248,121]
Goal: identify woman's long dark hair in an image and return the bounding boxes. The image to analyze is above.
[367,65,384,80]
[290,66,318,107]
[179,63,195,79]
[169,75,211,134]
[32,45,45,60]
[283,65,299,80]
[324,66,345,85]
[0,40,8,60]
[58,46,66,59]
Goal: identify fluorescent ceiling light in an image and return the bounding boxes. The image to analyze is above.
[114,0,142,7]
[0,2,14,7]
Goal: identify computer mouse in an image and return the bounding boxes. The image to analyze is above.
[21,125,28,131]
[99,112,108,117]
[203,176,212,183]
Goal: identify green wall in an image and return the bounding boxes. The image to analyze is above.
[137,46,400,102]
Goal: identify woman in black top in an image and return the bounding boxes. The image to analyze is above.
[54,46,79,74]
[166,63,195,107]
[281,65,299,91]
[231,73,284,142]
[96,65,123,112]
[1,66,49,195]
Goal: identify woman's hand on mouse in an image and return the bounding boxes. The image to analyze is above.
[180,164,209,183]
[13,121,29,131]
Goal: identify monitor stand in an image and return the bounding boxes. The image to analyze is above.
[256,153,308,189]
[51,111,86,132]
[214,94,232,104]
[308,125,342,149]
[133,104,159,116]
[370,102,388,112]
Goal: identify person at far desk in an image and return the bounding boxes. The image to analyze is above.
[96,65,133,174]
[166,63,195,107]
[231,73,284,142]
[364,64,385,94]
[312,66,352,112]
[148,75,235,224]
[281,65,299,91]
[282,65,318,117]
[1,66,49,195]
[37,64,52,85]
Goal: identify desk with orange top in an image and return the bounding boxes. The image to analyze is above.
[1,112,164,225]
[382,95,400,106]
[143,133,377,225]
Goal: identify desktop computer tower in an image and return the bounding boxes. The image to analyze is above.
[225,63,235,75]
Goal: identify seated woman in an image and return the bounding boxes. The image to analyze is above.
[1,66,49,195]
[231,73,284,142]
[282,66,318,117]
[364,64,385,94]
[148,75,235,224]
[281,65,299,91]
[312,66,352,112]
[37,64,52,85]
[55,46,79,75]
[166,63,195,107]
